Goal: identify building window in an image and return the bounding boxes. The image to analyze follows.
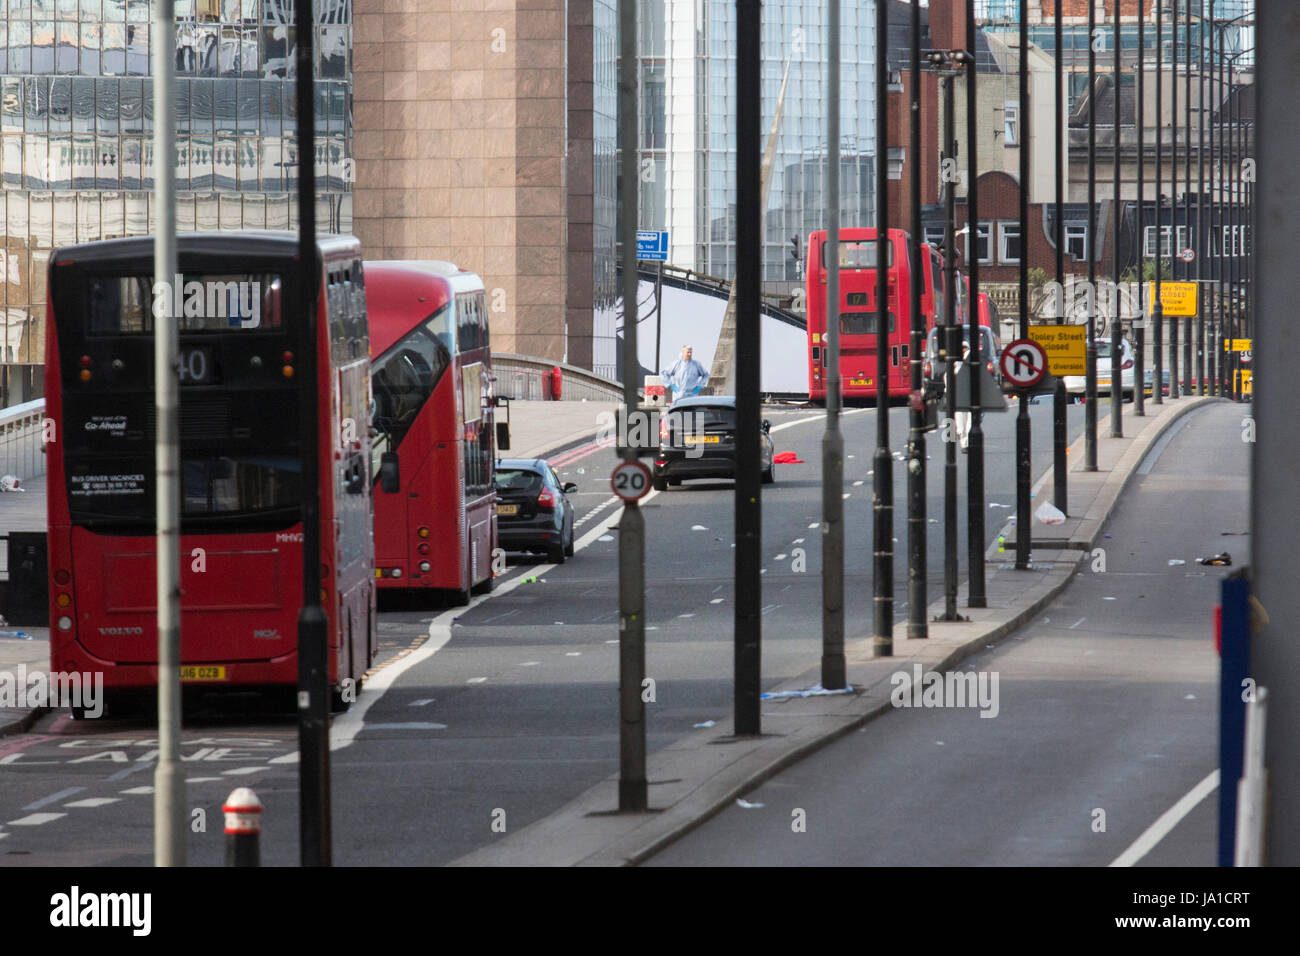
[1065,223,1088,260]
[1004,102,1019,146]
[965,222,992,264]
[923,225,947,250]
[999,222,1022,263]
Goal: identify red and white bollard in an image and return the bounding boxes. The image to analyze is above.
[223,787,262,867]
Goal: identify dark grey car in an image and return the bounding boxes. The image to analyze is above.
[652,396,775,490]
[494,459,577,563]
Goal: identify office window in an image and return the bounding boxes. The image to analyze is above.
[1065,223,1088,260]
[999,221,1022,263]
[1004,102,1019,146]
[965,221,992,264]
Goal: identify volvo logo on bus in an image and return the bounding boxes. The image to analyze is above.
[98,626,144,636]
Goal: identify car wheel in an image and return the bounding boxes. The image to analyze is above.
[762,461,775,484]
[564,519,575,557]
[547,537,566,564]
[652,473,667,492]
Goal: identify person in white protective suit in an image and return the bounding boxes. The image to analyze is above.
[661,345,710,401]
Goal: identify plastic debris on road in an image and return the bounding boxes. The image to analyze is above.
[1199,552,1233,566]
[1035,501,1067,525]
[736,799,765,809]
[989,502,1011,509]
[773,451,805,464]
[1168,559,1186,566]
[691,525,708,531]
[760,683,854,700]
[598,535,614,542]
[693,720,716,728]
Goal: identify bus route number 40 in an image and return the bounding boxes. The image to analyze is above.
[611,460,653,502]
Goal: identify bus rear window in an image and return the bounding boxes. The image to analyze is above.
[841,312,895,335]
[87,274,283,334]
[826,241,894,270]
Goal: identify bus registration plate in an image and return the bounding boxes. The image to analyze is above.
[497,504,518,515]
[180,666,226,681]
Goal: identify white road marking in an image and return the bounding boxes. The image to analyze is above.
[222,767,268,776]
[853,480,864,486]
[64,797,121,808]
[842,493,851,499]
[7,813,66,826]
[23,787,84,811]
[1109,769,1219,867]
[710,598,725,604]
[466,677,488,684]
[678,613,695,618]
[120,786,154,795]
[565,652,581,657]
[185,777,224,783]
[775,553,788,560]
[1069,617,1086,629]
[808,523,820,529]
[364,723,448,731]
[520,661,540,666]
[409,698,435,707]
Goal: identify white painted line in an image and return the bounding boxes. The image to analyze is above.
[853,480,864,486]
[678,613,695,619]
[222,767,268,776]
[519,661,540,667]
[23,787,84,811]
[808,523,819,529]
[185,777,224,783]
[0,832,7,840]
[1069,617,1086,629]
[364,722,447,731]
[409,698,435,707]
[466,677,488,684]
[565,651,581,656]
[1109,769,1219,867]
[64,797,121,809]
[7,813,66,826]
[120,786,154,795]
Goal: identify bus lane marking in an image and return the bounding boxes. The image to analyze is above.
[63,797,120,808]
[7,813,66,826]
[23,787,85,811]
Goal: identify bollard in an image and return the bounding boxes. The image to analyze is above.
[223,787,262,866]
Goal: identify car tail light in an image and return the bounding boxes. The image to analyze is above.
[986,360,994,376]
[923,360,932,378]
[537,488,555,510]
[660,417,670,441]
[1122,359,1134,370]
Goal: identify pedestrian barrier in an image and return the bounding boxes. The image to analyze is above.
[0,398,46,483]
[492,354,622,402]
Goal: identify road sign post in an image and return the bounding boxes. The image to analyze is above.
[1000,338,1049,390]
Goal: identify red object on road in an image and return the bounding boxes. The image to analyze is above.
[549,365,563,400]
[773,451,805,464]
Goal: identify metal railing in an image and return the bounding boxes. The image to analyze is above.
[492,354,623,402]
[0,398,46,483]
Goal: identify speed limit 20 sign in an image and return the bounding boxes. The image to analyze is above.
[611,460,653,501]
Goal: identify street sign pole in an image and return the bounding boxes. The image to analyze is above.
[1015,2,1032,571]
[1135,0,1146,418]
[1111,1,1123,440]
[1154,0,1165,407]
[874,0,895,648]
[1085,0,1098,471]
[965,0,986,609]
[1053,0,1069,509]
[906,0,927,638]
[616,0,647,811]
[821,0,846,688]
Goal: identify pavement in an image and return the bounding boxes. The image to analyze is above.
[449,392,1226,866]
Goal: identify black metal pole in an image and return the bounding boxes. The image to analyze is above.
[1053,0,1069,503]
[734,0,762,731]
[1154,0,1164,406]
[1111,0,1123,438]
[1086,0,1098,468]
[1184,2,1193,396]
[873,0,894,653]
[1196,8,1206,396]
[906,0,926,637]
[1208,8,1217,398]
[1135,0,1146,417]
[1170,0,1180,400]
[294,0,330,868]
[965,0,985,608]
[1014,0,1031,570]
[941,69,960,622]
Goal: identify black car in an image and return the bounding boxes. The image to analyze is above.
[494,459,577,563]
[652,396,775,490]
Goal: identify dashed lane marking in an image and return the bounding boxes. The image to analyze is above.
[64,797,121,809]
[22,787,84,811]
[7,813,66,826]
[120,786,154,795]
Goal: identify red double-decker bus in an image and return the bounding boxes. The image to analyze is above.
[44,232,376,711]
[366,261,497,604]
[806,228,936,402]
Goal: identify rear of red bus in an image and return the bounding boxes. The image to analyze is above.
[44,233,374,703]
[367,261,496,603]
[806,228,915,401]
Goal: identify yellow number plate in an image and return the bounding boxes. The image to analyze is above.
[850,378,872,386]
[180,666,226,681]
[1098,378,1111,387]
[497,503,518,515]
[683,435,720,444]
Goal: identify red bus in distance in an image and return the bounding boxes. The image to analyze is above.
[366,261,497,604]
[44,233,376,713]
[806,228,937,402]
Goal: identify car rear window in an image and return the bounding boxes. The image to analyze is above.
[495,469,542,491]
[668,406,735,429]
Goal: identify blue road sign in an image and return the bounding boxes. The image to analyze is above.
[636,230,669,261]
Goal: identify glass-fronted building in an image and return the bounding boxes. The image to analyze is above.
[1,0,352,406]
[634,0,877,283]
